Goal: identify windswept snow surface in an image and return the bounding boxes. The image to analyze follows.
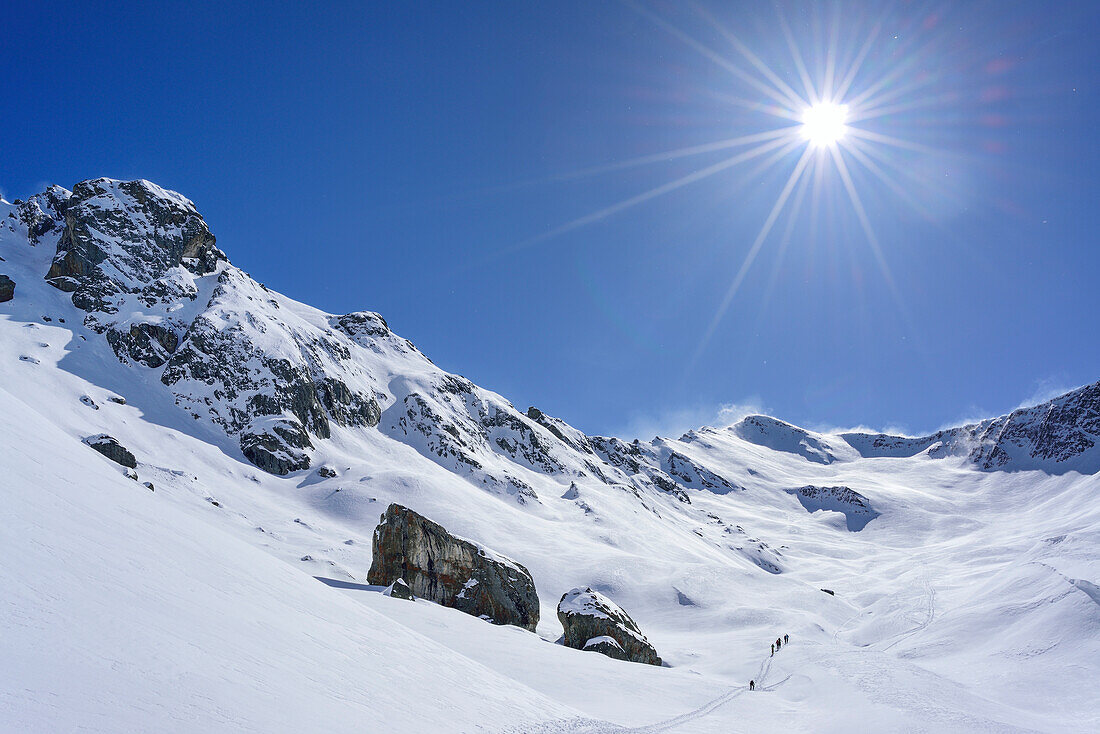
[2,181,1100,732]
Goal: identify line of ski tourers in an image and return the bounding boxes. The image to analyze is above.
[748,633,789,691]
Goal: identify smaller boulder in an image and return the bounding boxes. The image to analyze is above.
[83,434,137,469]
[384,578,415,600]
[558,587,661,666]
[0,275,15,303]
[317,465,338,478]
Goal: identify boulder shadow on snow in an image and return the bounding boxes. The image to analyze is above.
[314,577,381,592]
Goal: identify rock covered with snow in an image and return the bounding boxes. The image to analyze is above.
[557,587,661,666]
[367,503,540,631]
[731,415,849,464]
[44,178,224,316]
[788,485,880,531]
[82,434,137,469]
[383,577,415,600]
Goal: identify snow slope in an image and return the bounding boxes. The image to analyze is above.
[2,180,1099,732]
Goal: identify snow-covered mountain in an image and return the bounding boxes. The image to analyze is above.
[2,179,1098,733]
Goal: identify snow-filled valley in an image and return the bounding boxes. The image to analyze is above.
[2,179,1098,733]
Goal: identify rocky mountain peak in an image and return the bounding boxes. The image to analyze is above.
[44,177,225,317]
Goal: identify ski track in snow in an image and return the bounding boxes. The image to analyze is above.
[512,647,792,733]
[879,579,936,652]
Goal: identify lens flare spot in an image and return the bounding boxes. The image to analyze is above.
[801,102,849,147]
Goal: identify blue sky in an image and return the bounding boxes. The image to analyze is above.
[3,1,1097,438]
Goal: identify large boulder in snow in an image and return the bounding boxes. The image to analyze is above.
[0,275,14,303]
[367,503,539,631]
[557,587,661,666]
[82,434,137,469]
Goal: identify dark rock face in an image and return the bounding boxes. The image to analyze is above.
[0,275,14,303]
[788,485,880,531]
[589,436,692,504]
[44,178,224,315]
[391,382,546,505]
[239,420,313,475]
[527,406,595,454]
[83,434,137,468]
[106,322,179,368]
[557,587,661,666]
[160,270,381,475]
[367,503,539,631]
[16,196,59,245]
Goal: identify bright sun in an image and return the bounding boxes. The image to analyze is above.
[801,102,849,148]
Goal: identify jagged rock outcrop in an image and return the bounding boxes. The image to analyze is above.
[158,269,381,474]
[788,485,880,531]
[0,274,14,302]
[44,178,224,318]
[239,419,313,475]
[367,503,539,630]
[82,434,137,468]
[589,436,693,503]
[16,195,60,245]
[557,587,661,665]
[106,321,179,368]
[527,406,595,454]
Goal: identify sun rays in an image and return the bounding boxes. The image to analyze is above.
[505,2,949,363]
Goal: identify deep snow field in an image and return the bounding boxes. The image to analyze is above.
[2,186,1099,733]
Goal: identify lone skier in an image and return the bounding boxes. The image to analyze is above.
[749,680,755,691]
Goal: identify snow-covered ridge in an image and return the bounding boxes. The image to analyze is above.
[839,380,1100,474]
[5,177,1097,487]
